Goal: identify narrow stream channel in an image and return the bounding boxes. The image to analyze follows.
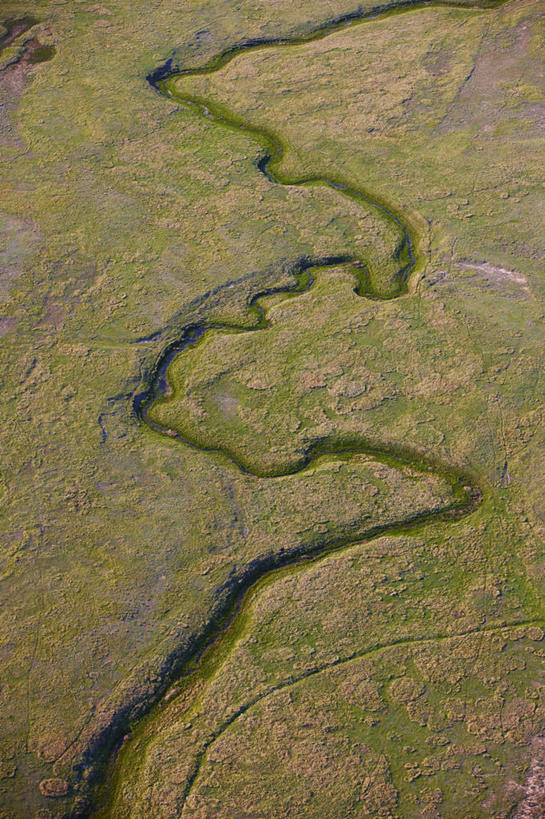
[87,0,508,814]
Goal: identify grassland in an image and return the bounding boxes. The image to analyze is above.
[1,0,545,816]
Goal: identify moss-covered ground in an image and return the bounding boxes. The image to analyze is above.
[1,0,545,816]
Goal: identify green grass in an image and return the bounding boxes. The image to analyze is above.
[1,0,545,815]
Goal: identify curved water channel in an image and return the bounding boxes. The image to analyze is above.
[91,0,508,814]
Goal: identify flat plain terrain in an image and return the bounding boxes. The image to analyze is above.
[1,0,545,816]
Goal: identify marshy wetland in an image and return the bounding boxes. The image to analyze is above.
[2,0,545,816]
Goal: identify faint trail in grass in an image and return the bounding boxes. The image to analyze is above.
[180,618,545,813]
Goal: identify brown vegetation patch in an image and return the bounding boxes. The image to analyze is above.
[38,778,69,799]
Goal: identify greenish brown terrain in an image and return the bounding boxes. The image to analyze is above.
[1,0,545,817]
